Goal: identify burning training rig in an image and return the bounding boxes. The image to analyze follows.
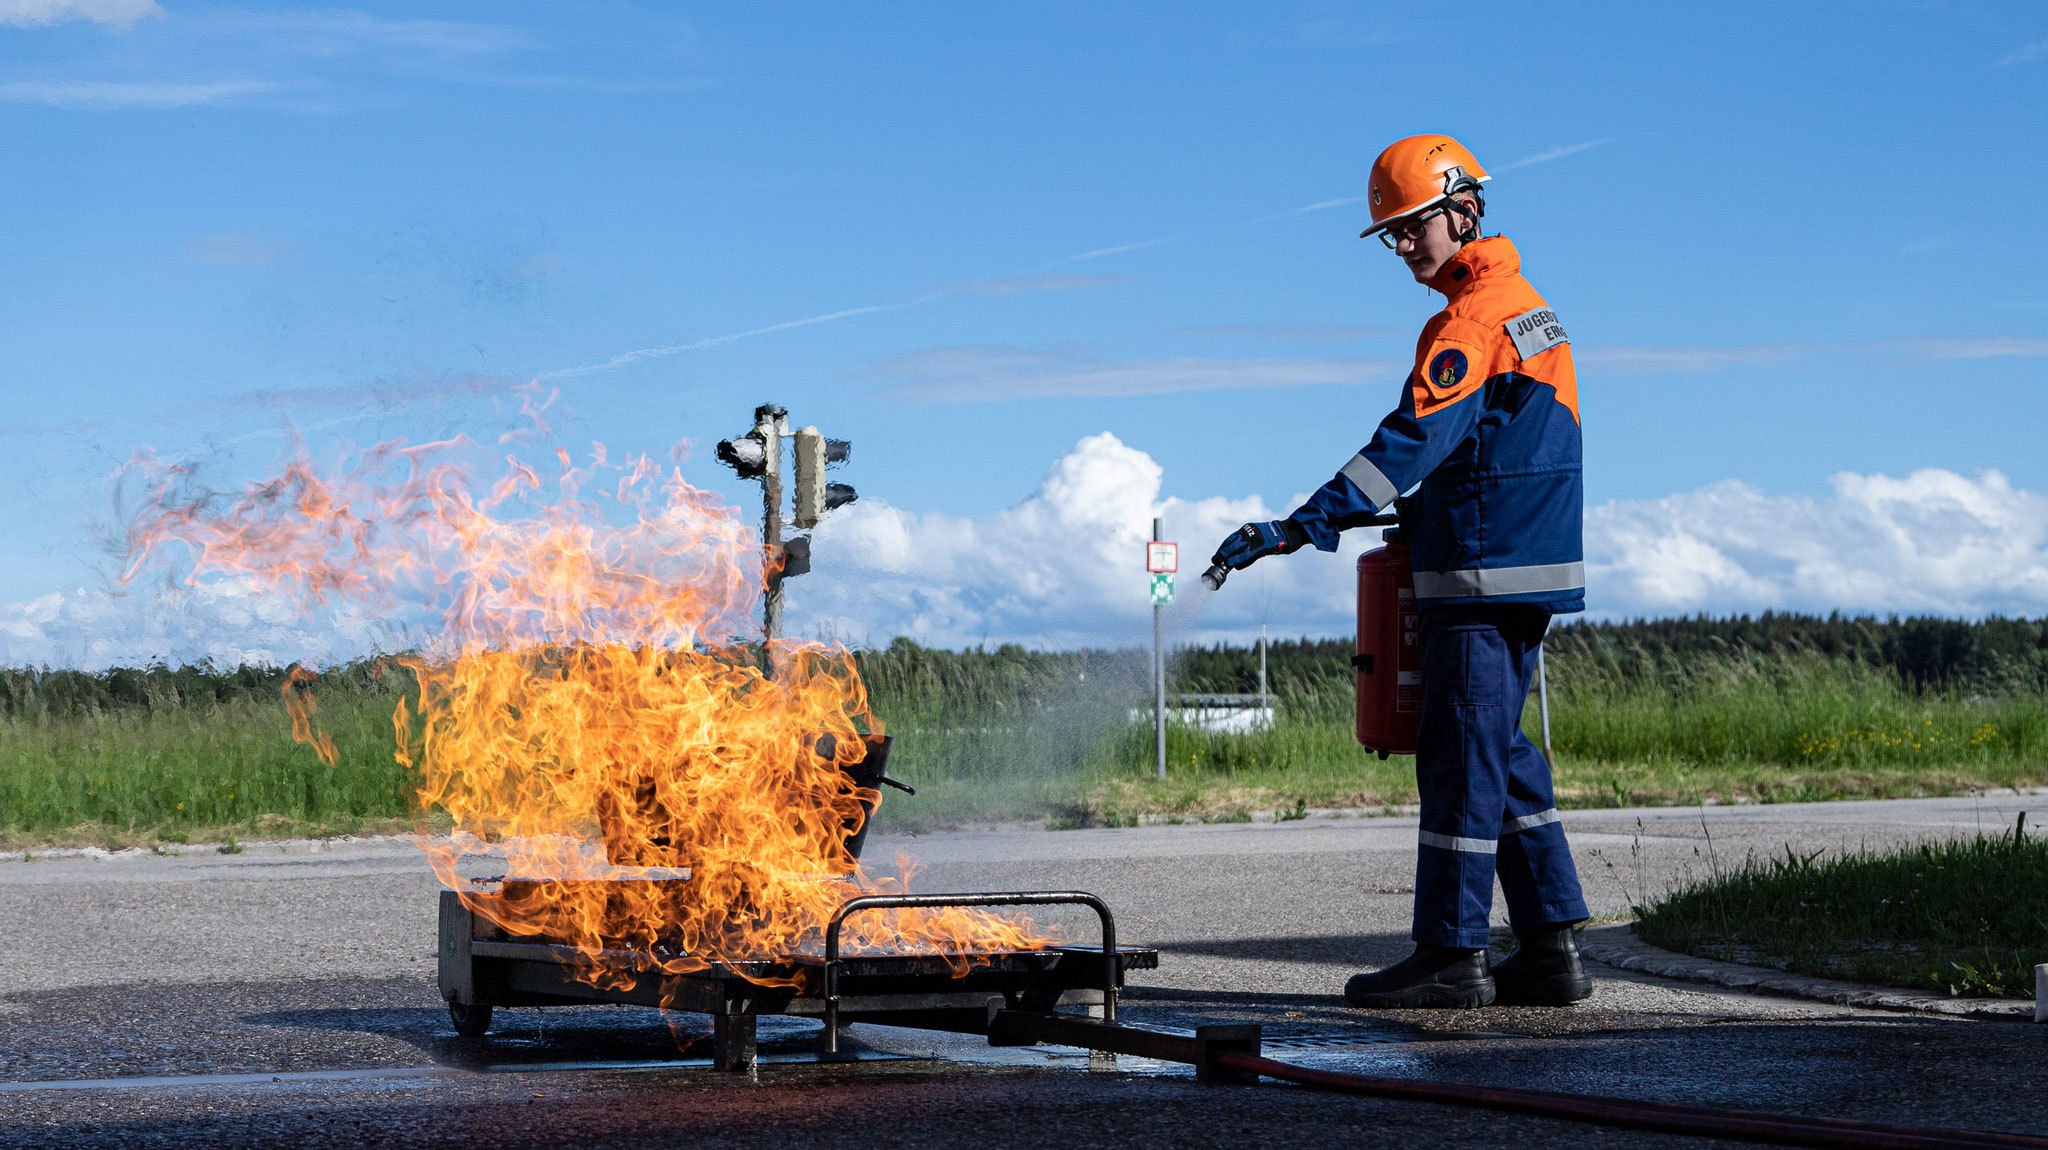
[438,886,1175,1071]
[434,733,1232,1074]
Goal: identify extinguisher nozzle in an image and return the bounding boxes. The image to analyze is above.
[1199,563,1229,591]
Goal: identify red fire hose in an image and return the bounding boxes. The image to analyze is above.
[1209,1050,2048,1150]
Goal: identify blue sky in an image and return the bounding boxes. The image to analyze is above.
[2,2,2046,661]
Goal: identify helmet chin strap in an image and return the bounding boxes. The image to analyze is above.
[1445,195,1484,243]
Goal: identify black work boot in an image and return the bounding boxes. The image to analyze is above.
[1490,927,1593,1006]
[1344,945,1495,1009]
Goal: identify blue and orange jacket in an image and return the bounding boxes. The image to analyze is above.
[1289,236,1584,614]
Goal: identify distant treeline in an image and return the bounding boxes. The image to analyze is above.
[3,613,2044,723]
[1549,614,2048,695]
[1169,614,2048,699]
[0,660,407,722]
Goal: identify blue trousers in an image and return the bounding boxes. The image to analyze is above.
[1411,606,1589,949]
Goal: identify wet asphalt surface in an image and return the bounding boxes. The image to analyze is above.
[4,795,2046,1148]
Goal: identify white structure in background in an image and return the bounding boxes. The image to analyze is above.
[1131,624,1278,733]
[1125,695,1276,733]
[1164,693,1276,733]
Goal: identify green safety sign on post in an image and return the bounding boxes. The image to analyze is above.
[1146,531,1176,781]
[1149,572,1175,605]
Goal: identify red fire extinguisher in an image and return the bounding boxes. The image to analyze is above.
[1355,530,1421,758]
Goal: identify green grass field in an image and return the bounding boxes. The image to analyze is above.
[1,614,2044,847]
[0,663,418,848]
[1635,822,2048,998]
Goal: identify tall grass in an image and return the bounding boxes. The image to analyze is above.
[1537,636,2048,807]
[1636,822,2048,997]
[0,662,416,846]
[851,639,1147,827]
[1077,625,2048,815]
[0,614,2043,845]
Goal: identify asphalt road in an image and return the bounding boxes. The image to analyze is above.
[2,794,2044,1148]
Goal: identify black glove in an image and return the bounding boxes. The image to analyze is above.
[1211,519,1311,572]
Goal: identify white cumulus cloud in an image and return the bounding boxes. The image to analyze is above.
[794,432,1399,649]
[4,440,2044,667]
[794,444,2048,647]
[0,577,400,670]
[1587,468,2048,617]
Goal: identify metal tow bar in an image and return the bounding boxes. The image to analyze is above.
[817,893,2045,1148]
[822,891,1123,1053]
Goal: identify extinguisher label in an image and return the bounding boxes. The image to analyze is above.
[1397,586,1421,711]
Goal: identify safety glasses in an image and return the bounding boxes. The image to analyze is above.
[1376,205,1447,249]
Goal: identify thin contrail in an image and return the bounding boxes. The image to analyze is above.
[537,191,1371,382]
[1238,195,1368,229]
[540,304,900,380]
[1044,237,1172,266]
[1283,195,1367,216]
[1499,138,1613,171]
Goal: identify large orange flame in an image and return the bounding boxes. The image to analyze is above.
[122,407,1045,986]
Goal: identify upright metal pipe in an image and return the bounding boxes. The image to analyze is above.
[758,408,786,677]
[1259,622,1269,713]
[1153,517,1166,781]
[1536,642,1554,767]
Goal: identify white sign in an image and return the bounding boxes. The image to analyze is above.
[1146,541,1178,573]
[1149,573,1175,605]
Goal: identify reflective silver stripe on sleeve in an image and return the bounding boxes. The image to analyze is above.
[1417,829,1497,854]
[1412,561,1586,599]
[1503,808,1560,833]
[1339,453,1399,510]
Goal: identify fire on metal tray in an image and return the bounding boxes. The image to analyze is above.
[119,410,1080,978]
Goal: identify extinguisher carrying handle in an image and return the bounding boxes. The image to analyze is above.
[1333,511,1402,531]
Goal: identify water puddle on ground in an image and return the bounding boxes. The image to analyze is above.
[0,1024,1442,1093]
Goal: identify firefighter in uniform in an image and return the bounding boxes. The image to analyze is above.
[1209,134,1592,1008]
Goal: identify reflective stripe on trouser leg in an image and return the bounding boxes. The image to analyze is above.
[1411,613,1518,950]
[1493,613,1588,932]
[1419,829,1496,853]
[1503,808,1559,832]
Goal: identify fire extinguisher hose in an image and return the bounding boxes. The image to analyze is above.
[1207,1050,2048,1150]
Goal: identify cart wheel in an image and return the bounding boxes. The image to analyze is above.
[448,999,493,1038]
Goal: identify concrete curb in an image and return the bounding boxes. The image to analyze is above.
[0,834,405,864]
[1578,922,2032,1021]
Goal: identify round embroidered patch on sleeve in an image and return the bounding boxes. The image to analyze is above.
[1428,348,1469,389]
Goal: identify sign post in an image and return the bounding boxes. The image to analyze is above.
[1146,525,1176,782]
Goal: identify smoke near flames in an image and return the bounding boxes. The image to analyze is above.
[117,399,1047,981]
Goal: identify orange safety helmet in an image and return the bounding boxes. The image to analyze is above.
[1359,134,1490,239]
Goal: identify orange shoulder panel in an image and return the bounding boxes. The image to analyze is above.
[1524,344,1579,423]
[1411,314,1509,418]
[1458,270,1579,424]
